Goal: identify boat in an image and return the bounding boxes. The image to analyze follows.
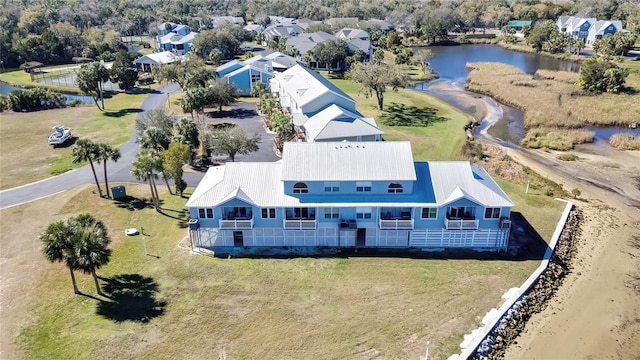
[48,125,72,146]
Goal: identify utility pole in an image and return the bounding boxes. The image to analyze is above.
[141,226,148,256]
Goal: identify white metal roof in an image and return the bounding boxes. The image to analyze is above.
[428,162,514,207]
[303,104,383,141]
[273,64,355,109]
[134,51,182,65]
[281,141,416,181]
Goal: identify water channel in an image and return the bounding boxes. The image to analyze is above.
[414,44,640,144]
[0,81,94,104]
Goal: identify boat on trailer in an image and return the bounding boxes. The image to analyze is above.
[48,125,72,146]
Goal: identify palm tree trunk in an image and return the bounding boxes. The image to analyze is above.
[99,82,105,110]
[91,268,102,295]
[88,160,103,197]
[150,176,160,211]
[147,179,158,211]
[103,162,110,198]
[69,267,80,295]
[162,171,172,195]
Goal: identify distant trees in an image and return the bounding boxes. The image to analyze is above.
[346,62,410,110]
[593,32,638,57]
[191,29,240,61]
[109,50,138,90]
[526,20,560,52]
[309,39,350,71]
[577,57,629,94]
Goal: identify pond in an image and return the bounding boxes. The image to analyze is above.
[0,81,94,104]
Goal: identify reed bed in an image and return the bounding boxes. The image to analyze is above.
[466,63,640,128]
[522,128,595,151]
[609,133,640,150]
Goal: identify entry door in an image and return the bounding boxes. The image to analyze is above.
[356,228,366,247]
[233,231,244,247]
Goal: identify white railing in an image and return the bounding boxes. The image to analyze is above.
[283,219,317,230]
[379,219,414,230]
[445,219,479,230]
[219,218,254,230]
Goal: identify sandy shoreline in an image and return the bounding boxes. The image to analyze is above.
[427,80,640,359]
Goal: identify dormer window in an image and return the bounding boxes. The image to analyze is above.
[293,182,308,193]
[387,183,403,193]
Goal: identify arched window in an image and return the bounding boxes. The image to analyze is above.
[293,182,308,194]
[387,183,403,193]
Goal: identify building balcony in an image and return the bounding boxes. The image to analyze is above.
[445,218,479,230]
[379,219,414,230]
[219,218,254,230]
[284,219,317,230]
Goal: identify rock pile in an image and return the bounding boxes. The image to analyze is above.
[470,207,583,360]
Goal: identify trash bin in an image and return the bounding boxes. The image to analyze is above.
[188,218,200,230]
[111,185,126,200]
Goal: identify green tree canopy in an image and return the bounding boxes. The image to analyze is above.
[346,62,410,110]
[109,50,138,90]
[76,62,110,110]
[309,39,350,72]
[162,143,191,196]
[209,127,261,162]
[577,58,630,94]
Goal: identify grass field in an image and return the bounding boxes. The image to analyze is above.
[324,73,471,160]
[0,92,146,190]
[465,62,640,149]
[5,183,563,360]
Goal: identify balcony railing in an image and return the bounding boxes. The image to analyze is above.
[283,219,317,230]
[379,219,414,230]
[445,219,479,230]
[219,218,254,230]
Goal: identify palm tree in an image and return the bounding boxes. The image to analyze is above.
[132,149,162,211]
[72,139,103,197]
[40,221,80,295]
[96,143,121,198]
[172,117,200,165]
[70,214,111,296]
[138,127,173,194]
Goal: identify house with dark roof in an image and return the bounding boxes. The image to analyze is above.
[186,141,513,250]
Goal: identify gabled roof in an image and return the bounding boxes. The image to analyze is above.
[282,141,416,182]
[216,60,244,76]
[506,20,532,28]
[303,104,383,141]
[244,24,263,32]
[592,20,622,35]
[160,31,198,45]
[336,28,369,40]
[211,16,245,26]
[264,24,304,38]
[225,64,273,79]
[134,51,182,65]
[347,38,371,53]
[273,64,355,110]
[286,31,336,55]
[428,162,513,207]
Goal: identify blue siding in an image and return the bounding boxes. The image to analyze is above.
[283,180,415,197]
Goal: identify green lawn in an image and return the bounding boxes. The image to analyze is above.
[324,73,471,160]
[0,91,147,189]
[11,183,562,360]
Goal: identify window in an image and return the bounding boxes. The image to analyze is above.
[293,182,308,193]
[356,207,372,219]
[356,181,372,192]
[198,208,213,219]
[324,181,340,192]
[287,207,315,219]
[387,183,403,193]
[421,208,437,219]
[323,208,340,219]
[251,73,261,84]
[484,208,501,219]
[448,206,475,219]
[261,208,276,219]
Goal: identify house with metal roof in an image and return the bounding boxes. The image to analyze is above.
[186,141,513,250]
[133,51,183,72]
[215,52,300,95]
[269,64,383,142]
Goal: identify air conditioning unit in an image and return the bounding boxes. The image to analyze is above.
[500,219,512,229]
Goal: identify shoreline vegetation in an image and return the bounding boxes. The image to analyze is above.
[465,62,640,150]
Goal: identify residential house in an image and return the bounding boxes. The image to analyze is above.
[133,51,182,72]
[335,28,372,59]
[262,24,304,45]
[244,24,264,34]
[364,19,395,32]
[211,16,245,28]
[557,15,624,46]
[215,52,299,95]
[504,20,532,32]
[269,64,383,142]
[285,30,369,70]
[156,23,198,55]
[186,141,513,250]
[285,31,336,61]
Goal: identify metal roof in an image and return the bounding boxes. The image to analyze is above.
[303,104,383,141]
[428,162,513,207]
[134,51,182,65]
[273,65,355,109]
[281,141,416,181]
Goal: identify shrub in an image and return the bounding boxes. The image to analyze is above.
[557,153,579,161]
[609,133,640,150]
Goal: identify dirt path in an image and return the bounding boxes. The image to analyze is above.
[434,82,640,358]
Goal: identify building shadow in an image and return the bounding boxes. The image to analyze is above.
[104,108,144,117]
[507,211,549,261]
[96,274,166,323]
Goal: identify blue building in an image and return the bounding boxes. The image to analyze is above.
[186,141,513,250]
[215,52,299,96]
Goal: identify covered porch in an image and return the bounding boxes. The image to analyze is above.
[220,206,254,230]
[379,207,414,230]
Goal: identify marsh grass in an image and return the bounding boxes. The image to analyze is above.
[466,63,640,128]
[522,128,595,151]
[609,133,640,150]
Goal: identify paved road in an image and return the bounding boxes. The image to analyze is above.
[0,84,279,210]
